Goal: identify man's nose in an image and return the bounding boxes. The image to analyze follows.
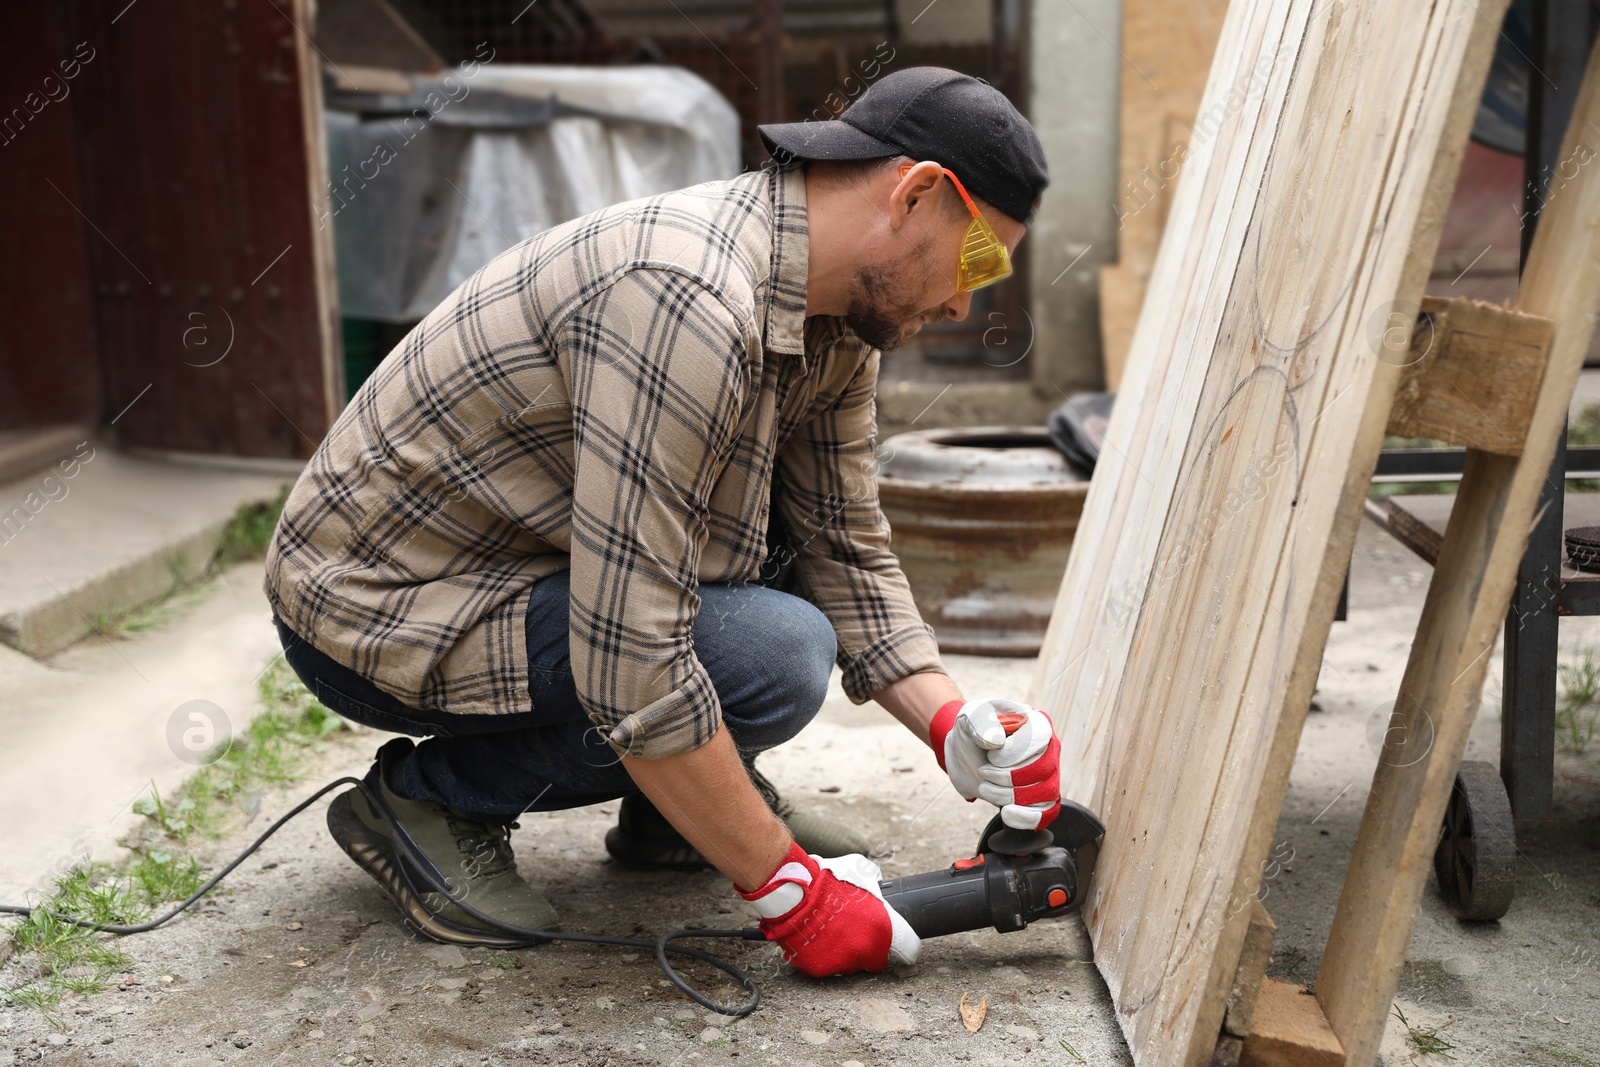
[943,290,975,322]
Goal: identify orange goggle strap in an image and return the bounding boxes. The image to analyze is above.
[897,163,1012,292]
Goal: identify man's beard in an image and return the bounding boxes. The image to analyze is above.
[844,256,940,352]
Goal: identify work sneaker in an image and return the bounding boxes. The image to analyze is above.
[604,763,875,869]
[327,738,559,947]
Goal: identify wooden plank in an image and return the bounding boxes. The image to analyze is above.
[1209,8,1510,1067]
[1239,980,1344,1067]
[1316,34,1600,1067]
[327,63,415,96]
[1365,497,1449,565]
[1222,900,1277,1039]
[1386,297,1554,452]
[1027,1,1504,1064]
[1188,8,1508,1067]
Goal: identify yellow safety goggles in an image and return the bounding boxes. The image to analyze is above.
[901,163,1013,292]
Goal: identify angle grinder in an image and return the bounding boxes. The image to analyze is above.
[879,799,1104,938]
[879,710,1105,939]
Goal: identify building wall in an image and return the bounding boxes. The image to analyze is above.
[1027,0,1122,397]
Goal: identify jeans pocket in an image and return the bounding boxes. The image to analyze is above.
[312,679,453,738]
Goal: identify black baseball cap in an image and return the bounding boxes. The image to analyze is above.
[758,66,1049,224]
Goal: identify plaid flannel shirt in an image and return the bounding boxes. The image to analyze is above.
[264,165,945,758]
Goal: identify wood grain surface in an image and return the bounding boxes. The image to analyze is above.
[1028,2,1505,1063]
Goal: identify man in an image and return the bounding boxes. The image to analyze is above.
[265,66,1063,976]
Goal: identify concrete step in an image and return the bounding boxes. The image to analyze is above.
[0,443,297,657]
[0,425,91,485]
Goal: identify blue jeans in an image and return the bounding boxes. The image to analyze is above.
[276,570,835,823]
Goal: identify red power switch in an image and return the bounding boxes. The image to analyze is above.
[1046,887,1069,909]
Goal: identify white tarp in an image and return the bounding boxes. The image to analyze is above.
[328,65,740,322]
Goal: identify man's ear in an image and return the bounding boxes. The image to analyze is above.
[888,160,947,232]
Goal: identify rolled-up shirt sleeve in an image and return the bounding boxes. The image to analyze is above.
[562,268,753,759]
[775,348,946,702]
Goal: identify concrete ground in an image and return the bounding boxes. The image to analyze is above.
[1,519,1597,1067]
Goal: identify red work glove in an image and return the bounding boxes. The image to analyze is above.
[930,698,1062,831]
[737,842,921,977]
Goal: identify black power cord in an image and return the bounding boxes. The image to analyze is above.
[0,777,767,1017]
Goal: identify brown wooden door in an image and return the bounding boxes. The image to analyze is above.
[0,6,102,432]
[68,0,341,458]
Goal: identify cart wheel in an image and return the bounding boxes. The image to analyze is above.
[1433,760,1516,921]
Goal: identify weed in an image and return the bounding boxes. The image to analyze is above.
[1556,647,1600,753]
[1392,1004,1458,1060]
[165,546,192,587]
[1535,1040,1600,1067]
[1273,945,1307,980]
[6,854,200,1009]
[127,851,204,906]
[215,487,288,567]
[4,657,348,1020]
[2,865,141,1018]
[1059,1038,1087,1062]
[489,953,522,970]
[76,490,288,643]
[126,662,345,844]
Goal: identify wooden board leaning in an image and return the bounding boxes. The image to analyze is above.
[1019,1,1589,1065]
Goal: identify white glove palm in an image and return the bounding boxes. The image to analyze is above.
[933,697,1063,831]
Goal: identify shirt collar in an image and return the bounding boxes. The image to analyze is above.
[763,164,810,363]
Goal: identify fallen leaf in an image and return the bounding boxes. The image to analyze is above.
[960,992,988,1033]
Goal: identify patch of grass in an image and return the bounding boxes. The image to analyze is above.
[1392,1004,1457,1060]
[1535,1040,1600,1067]
[4,657,348,1021]
[215,487,288,567]
[1272,945,1307,981]
[489,953,522,970]
[1568,404,1600,492]
[84,490,288,642]
[1059,1039,1087,1062]
[1569,402,1600,447]
[127,851,204,906]
[1369,481,1457,500]
[0,857,183,1020]
[1556,647,1600,754]
[127,661,344,844]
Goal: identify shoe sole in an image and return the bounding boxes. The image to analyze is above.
[326,790,535,949]
[603,824,711,870]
